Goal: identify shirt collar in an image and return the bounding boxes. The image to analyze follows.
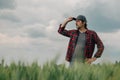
[77,29,89,34]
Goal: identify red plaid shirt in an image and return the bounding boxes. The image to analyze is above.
[58,24,104,62]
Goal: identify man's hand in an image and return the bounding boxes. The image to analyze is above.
[85,57,97,64]
[61,17,75,28]
[65,17,75,22]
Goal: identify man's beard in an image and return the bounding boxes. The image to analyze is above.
[76,24,79,29]
[76,24,80,29]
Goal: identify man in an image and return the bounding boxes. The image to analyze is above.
[58,15,104,65]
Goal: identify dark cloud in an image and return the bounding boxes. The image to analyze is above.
[86,1,120,32]
[26,28,46,38]
[0,13,20,22]
[68,0,120,32]
[0,0,16,9]
[87,14,120,32]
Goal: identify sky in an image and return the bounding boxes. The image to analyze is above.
[0,0,120,65]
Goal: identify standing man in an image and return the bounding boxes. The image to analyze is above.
[58,15,104,65]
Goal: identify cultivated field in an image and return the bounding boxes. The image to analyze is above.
[0,59,120,80]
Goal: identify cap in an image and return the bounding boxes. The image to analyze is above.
[76,15,87,23]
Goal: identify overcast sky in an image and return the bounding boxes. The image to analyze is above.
[0,0,120,65]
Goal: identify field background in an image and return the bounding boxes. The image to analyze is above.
[0,59,120,80]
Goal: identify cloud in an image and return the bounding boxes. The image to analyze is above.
[0,0,16,9]
[20,20,59,39]
[85,0,120,32]
[67,0,120,32]
[22,24,47,38]
[0,10,20,22]
[100,30,120,49]
[0,33,31,45]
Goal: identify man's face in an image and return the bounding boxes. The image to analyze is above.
[76,20,85,29]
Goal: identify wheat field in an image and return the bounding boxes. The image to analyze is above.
[0,59,120,80]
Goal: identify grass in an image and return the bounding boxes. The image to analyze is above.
[0,59,120,80]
